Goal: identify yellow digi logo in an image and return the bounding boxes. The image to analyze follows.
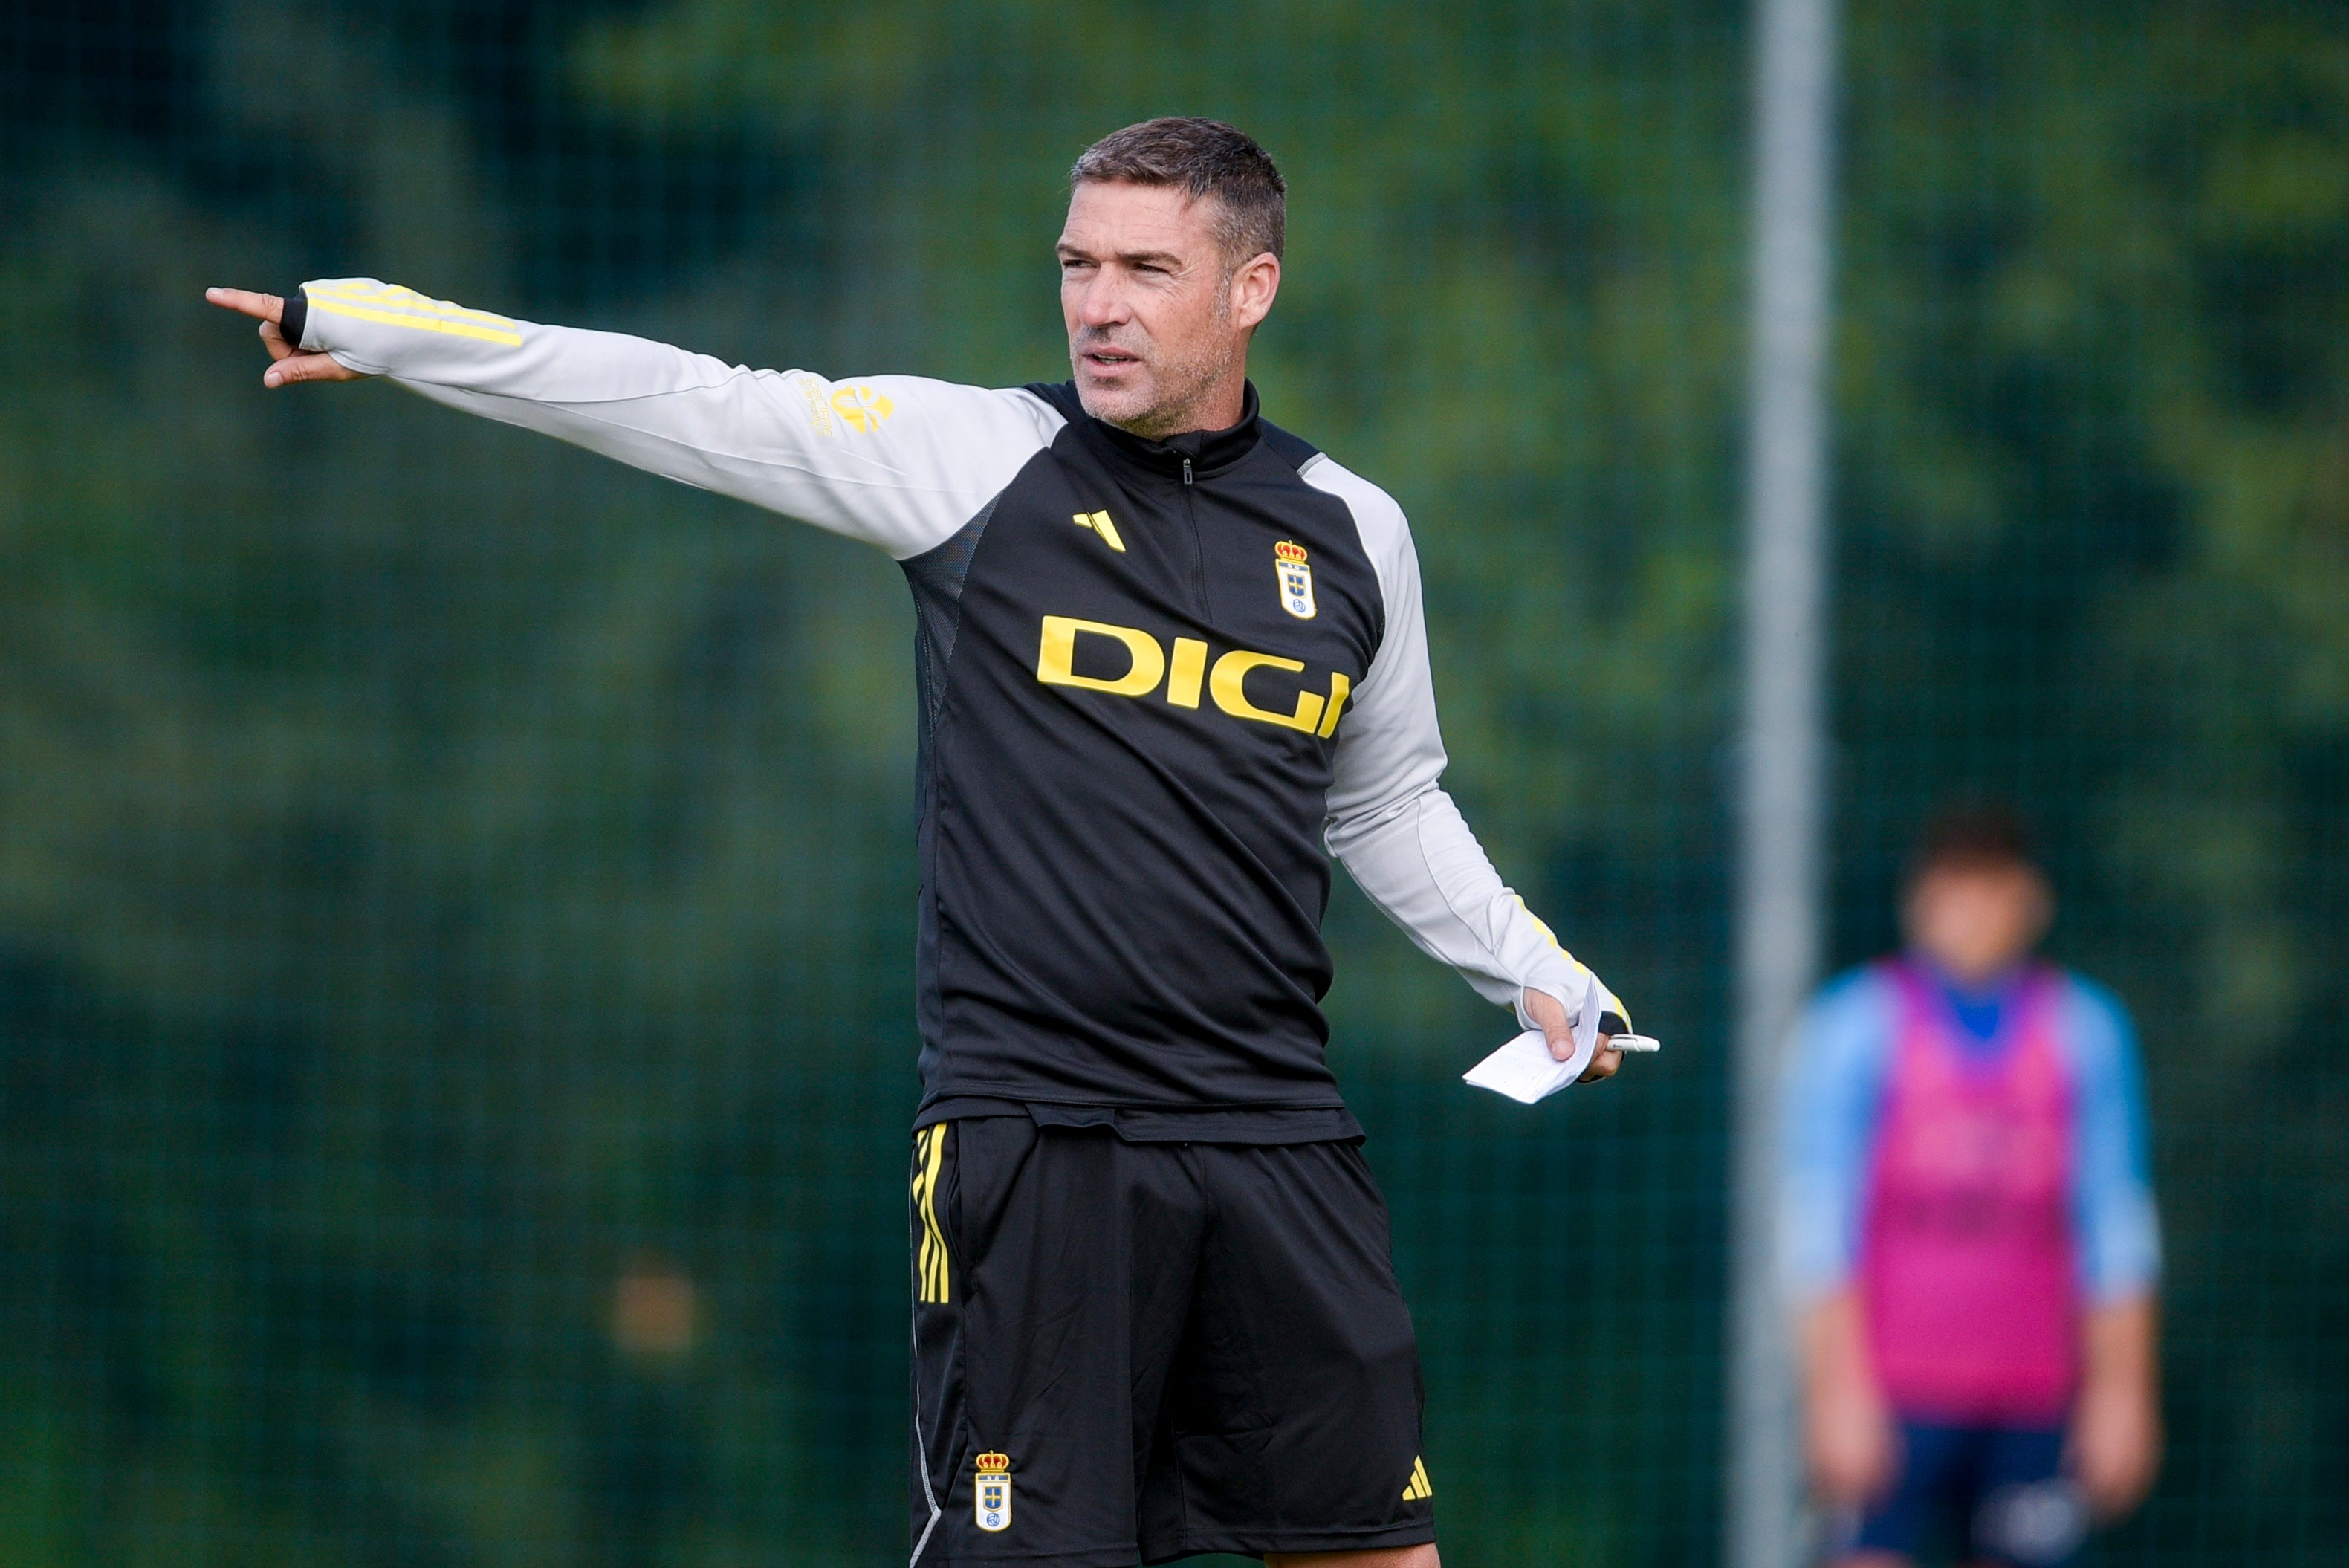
[974,1451,1012,1533]
[1034,615,1352,738]
[829,383,895,433]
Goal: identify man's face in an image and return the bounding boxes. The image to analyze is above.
[1057,179,1275,438]
[1902,861,2053,986]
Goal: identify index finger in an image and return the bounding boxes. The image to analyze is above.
[204,287,283,323]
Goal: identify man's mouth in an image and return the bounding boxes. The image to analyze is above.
[1082,346,1144,369]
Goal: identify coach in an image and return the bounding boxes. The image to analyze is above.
[211,117,1627,1568]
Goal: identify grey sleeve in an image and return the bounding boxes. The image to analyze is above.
[1306,455,1625,1078]
[291,277,1063,559]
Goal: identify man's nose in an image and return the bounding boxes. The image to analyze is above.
[1075,273,1130,328]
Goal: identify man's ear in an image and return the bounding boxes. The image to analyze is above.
[1228,252,1280,333]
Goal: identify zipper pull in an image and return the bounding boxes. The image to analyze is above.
[1182,456,1193,485]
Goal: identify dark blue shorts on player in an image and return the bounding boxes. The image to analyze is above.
[1831,1421,2089,1567]
[907,1116,1436,1566]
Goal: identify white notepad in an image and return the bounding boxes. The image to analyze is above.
[1463,1028,1662,1104]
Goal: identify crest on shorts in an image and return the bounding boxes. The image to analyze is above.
[974,1451,1012,1533]
[1274,540,1316,620]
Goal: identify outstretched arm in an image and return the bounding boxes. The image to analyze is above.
[204,281,1063,559]
[1309,458,1622,1083]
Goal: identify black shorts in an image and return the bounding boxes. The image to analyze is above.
[907,1118,1436,1566]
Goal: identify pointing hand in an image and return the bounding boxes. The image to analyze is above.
[204,288,368,387]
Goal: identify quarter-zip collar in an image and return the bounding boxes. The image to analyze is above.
[1083,380,1264,482]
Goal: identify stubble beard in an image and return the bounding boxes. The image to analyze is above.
[1072,301,1239,441]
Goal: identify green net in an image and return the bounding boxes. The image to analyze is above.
[0,2,2339,1564]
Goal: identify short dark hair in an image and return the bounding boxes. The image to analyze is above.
[1070,117,1286,266]
[1905,800,2038,888]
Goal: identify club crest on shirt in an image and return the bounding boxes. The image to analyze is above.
[828,382,895,433]
[974,1452,1012,1532]
[1274,540,1315,619]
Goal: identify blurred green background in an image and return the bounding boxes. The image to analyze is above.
[0,1,2342,1564]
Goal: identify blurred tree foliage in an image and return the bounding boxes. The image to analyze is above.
[0,1,2340,1564]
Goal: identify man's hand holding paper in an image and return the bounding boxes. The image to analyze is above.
[1462,978,1661,1105]
[1524,985,1623,1083]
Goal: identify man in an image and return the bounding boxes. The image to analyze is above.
[1781,807,2161,1567]
[209,117,1628,1567]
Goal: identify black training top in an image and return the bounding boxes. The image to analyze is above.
[288,279,1607,1140]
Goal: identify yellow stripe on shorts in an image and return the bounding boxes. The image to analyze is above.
[912,1124,950,1304]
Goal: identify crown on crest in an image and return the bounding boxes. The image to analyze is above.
[1274,540,1309,564]
[976,1453,1011,1472]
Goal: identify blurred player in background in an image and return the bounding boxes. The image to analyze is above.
[1781,806,2161,1567]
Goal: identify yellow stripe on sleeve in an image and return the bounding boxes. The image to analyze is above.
[306,295,525,347]
[305,282,522,332]
[1509,893,1574,965]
